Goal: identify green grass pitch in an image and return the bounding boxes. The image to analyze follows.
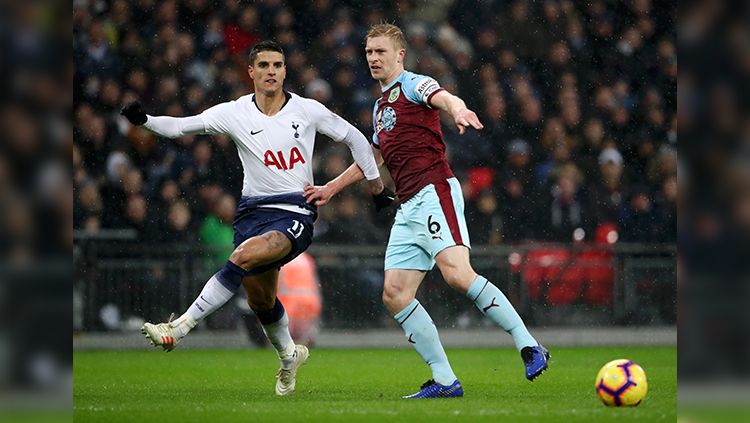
[74,346,675,422]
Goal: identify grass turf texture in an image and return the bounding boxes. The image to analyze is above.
[74,346,675,422]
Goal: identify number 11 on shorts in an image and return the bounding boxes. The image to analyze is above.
[287,220,304,239]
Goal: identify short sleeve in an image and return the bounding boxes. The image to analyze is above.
[304,99,349,141]
[198,101,235,135]
[401,72,444,107]
[371,99,380,147]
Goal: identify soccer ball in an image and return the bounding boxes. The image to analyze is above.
[595,359,648,407]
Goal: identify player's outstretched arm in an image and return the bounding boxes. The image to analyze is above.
[429,91,484,135]
[120,101,207,138]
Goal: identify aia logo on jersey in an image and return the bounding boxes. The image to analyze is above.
[264,147,305,170]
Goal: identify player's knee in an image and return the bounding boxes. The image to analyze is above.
[231,232,289,270]
[441,266,475,293]
[382,281,406,309]
[229,247,257,270]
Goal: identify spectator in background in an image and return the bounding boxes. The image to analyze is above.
[498,173,536,242]
[274,252,322,347]
[494,138,538,242]
[99,153,130,228]
[76,19,119,78]
[654,174,677,243]
[513,94,544,144]
[222,5,261,59]
[536,141,574,187]
[122,167,144,198]
[619,185,661,243]
[77,113,112,176]
[623,129,657,179]
[158,200,194,243]
[123,194,151,239]
[590,147,627,227]
[465,189,502,245]
[540,116,577,154]
[647,145,677,190]
[499,138,535,192]
[151,177,181,220]
[74,180,103,233]
[1,199,35,263]
[479,86,509,151]
[199,192,236,272]
[577,117,609,177]
[191,177,223,228]
[539,164,592,242]
[192,139,225,183]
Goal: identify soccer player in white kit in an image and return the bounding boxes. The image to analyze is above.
[120,41,394,395]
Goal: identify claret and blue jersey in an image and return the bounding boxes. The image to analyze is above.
[371,70,455,203]
[372,70,471,271]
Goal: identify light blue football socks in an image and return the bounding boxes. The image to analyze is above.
[394,299,457,386]
[467,275,537,351]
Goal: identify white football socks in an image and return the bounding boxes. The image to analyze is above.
[171,275,235,338]
[262,312,296,368]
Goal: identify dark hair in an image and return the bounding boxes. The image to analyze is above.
[248,40,285,65]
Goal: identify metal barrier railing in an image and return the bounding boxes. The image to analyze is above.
[73,235,676,331]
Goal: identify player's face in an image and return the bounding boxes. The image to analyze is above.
[365,36,405,85]
[248,51,286,95]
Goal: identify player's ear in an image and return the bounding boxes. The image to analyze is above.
[247,64,254,78]
[397,48,406,63]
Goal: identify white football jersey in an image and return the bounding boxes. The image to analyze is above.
[198,92,349,198]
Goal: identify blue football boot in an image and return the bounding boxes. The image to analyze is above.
[403,379,464,399]
[522,345,550,381]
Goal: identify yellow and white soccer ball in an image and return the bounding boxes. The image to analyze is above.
[595,359,648,406]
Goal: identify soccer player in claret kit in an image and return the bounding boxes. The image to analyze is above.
[119,40,394,396]
[306,24,550,398]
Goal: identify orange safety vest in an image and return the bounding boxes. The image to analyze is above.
[277,252,322,320]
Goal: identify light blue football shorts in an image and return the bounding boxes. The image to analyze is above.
[384,177,471,271]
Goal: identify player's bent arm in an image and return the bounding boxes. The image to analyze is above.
[325,145,383,197]
[304,145,394,211]
[334,124,382,191]
[143,115,207,138]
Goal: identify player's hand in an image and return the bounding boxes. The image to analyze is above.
[372,187,396,212]
[303,184,334,206]
[454,108,483,135]
[120,101,148,125]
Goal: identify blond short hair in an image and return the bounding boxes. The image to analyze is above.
[366,23,406,50]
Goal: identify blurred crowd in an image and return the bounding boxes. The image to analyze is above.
[678,0,750,386]
[1,0,71,408]
[73,0,676,246]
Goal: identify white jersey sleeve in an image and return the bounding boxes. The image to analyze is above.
[300,99,349,141]
[197,101,236,135]
[142,100,238,138]
[143,115,206,138]
[301,99,380,181]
